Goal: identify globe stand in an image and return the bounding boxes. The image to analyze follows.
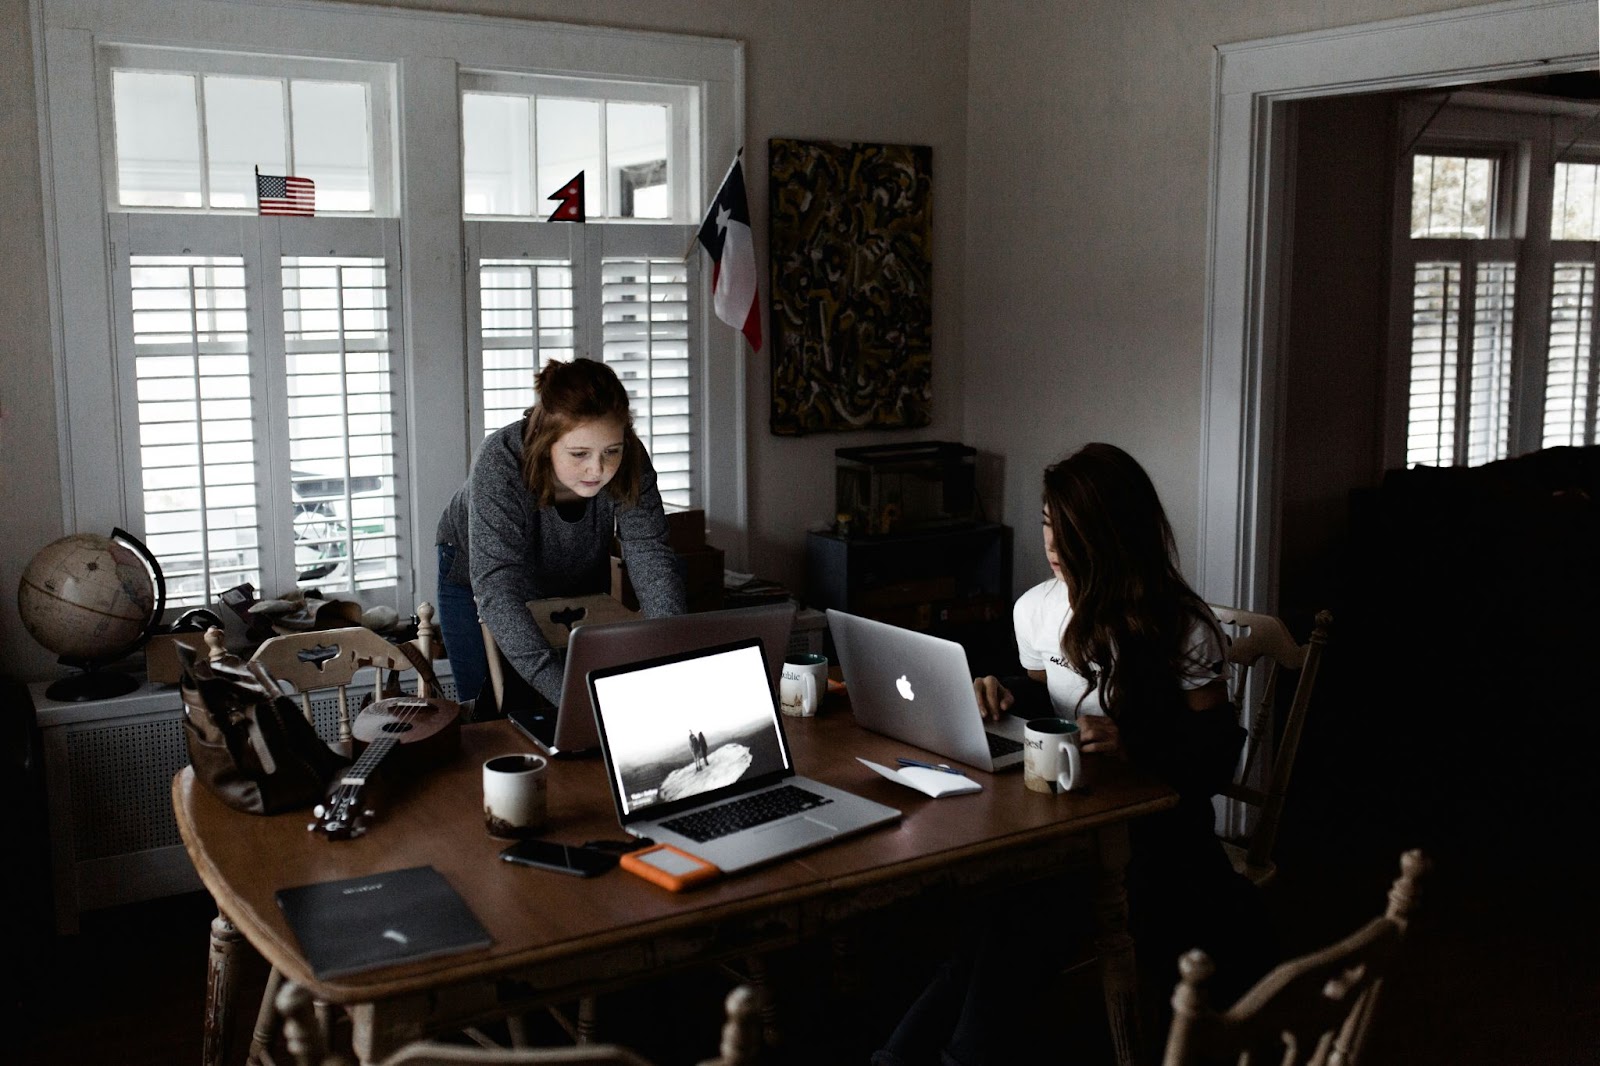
[45,657,142,703]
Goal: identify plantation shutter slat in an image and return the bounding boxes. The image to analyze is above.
[129,254,261,607]
[281,256,401,593]
[1544,259,1599,448]
[477,258,575,436]
[601,257,692,508]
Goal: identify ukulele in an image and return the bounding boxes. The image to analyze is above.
[310,694,461,839]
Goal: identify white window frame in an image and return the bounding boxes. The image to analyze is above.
[461,71,698,223]
[96,44,397,217]
[36,0,747,619]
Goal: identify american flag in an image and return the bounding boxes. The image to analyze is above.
[256,170,316,216]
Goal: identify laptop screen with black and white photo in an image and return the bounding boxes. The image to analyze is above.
[587,638,900,873]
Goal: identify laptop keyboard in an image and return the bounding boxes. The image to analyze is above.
[986,731,1023,757]
[661,785,834,843]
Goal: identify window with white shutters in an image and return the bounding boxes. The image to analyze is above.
[462,72,703,509]
[602,257,692,508]
[282,256,401,592]
[466,231,700,504]
[129,255,260,607]
[111,218,405,608]
[1389,105,1600,468]
[41,0,744,615]
[1544,259,1598,448]
[1406,261,1461,468]
[1401,251,1518,468]
[1396,147,1517,469]
[477,259,575,436]
[1465,261,1516,466]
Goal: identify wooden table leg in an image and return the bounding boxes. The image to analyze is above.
[204,909,245,1066]
[741,953,781,1048]
[576,995,600,1044]
[278,979,354,1066]
[1093,823,1142,1066]
[247,966,285,1065]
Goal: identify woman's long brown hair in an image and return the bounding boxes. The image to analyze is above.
[1043,442,1218,717]
[518,358,644,507]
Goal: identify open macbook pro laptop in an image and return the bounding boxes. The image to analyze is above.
[507,603,797,757]
[827,608,1029,772]
[587,637,901,873]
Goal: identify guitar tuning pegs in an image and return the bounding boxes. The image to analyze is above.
[362,809,375,819]
[306,822,317,832]
[313,804,327,818]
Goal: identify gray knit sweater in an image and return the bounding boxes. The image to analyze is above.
[435,420,686,701]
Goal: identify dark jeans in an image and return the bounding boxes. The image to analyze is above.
[436,542,487,705]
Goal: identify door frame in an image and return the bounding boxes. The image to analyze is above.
[1200,0,1597,612]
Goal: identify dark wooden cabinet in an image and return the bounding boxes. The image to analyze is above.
[805,523,1014,675]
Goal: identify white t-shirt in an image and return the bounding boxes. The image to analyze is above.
[1012,577,1229,718]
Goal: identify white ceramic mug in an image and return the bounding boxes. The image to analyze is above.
[780,653,829,717]
[1023,718,1082,794]
[483,753,549,838]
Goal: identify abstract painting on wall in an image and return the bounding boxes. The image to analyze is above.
[768,138,932,435]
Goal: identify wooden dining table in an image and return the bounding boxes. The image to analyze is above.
[174,702,1177,1066]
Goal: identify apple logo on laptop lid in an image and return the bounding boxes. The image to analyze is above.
[896,674,915,700]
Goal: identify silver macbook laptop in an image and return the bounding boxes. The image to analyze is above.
[827,609,1029,772]
[587,637,901,873]
[508,603,797,757]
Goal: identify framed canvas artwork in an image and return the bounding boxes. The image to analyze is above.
[768,138,933,435]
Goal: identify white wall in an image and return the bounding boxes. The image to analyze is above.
[0,0,63,682]
[0,0,971,680]
[962,0,1487,594]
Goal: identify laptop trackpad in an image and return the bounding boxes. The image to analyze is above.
[756,815,836,846]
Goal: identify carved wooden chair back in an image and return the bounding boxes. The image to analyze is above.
[275,980,761,1066]
[249,602,441,750]
[1161,849,1428,1066]
[1208,605,1333,887]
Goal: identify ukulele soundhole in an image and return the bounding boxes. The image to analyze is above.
[380,721,415,734]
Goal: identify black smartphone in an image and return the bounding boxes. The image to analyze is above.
[499,839,618,877]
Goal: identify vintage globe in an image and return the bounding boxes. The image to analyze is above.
[18,531,165,700]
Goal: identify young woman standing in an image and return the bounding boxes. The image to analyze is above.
[434,359,685,707]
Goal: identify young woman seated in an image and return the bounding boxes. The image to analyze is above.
[873,442,1275,1066]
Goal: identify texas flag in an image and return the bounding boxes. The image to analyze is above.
[695,153,762,352]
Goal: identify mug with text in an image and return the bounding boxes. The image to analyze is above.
[1023,717,1082,795]
[780,653,829,717]
[483,753,549,838]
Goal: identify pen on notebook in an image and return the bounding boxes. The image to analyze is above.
[897,757,966,775]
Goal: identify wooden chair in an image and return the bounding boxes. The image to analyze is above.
[275,980,762,1066]
[250,602,444,751]
[242,604,447,1063]
[1161,848,1429,1066]
[1208,606,1333,887]
[478,594,639,715]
